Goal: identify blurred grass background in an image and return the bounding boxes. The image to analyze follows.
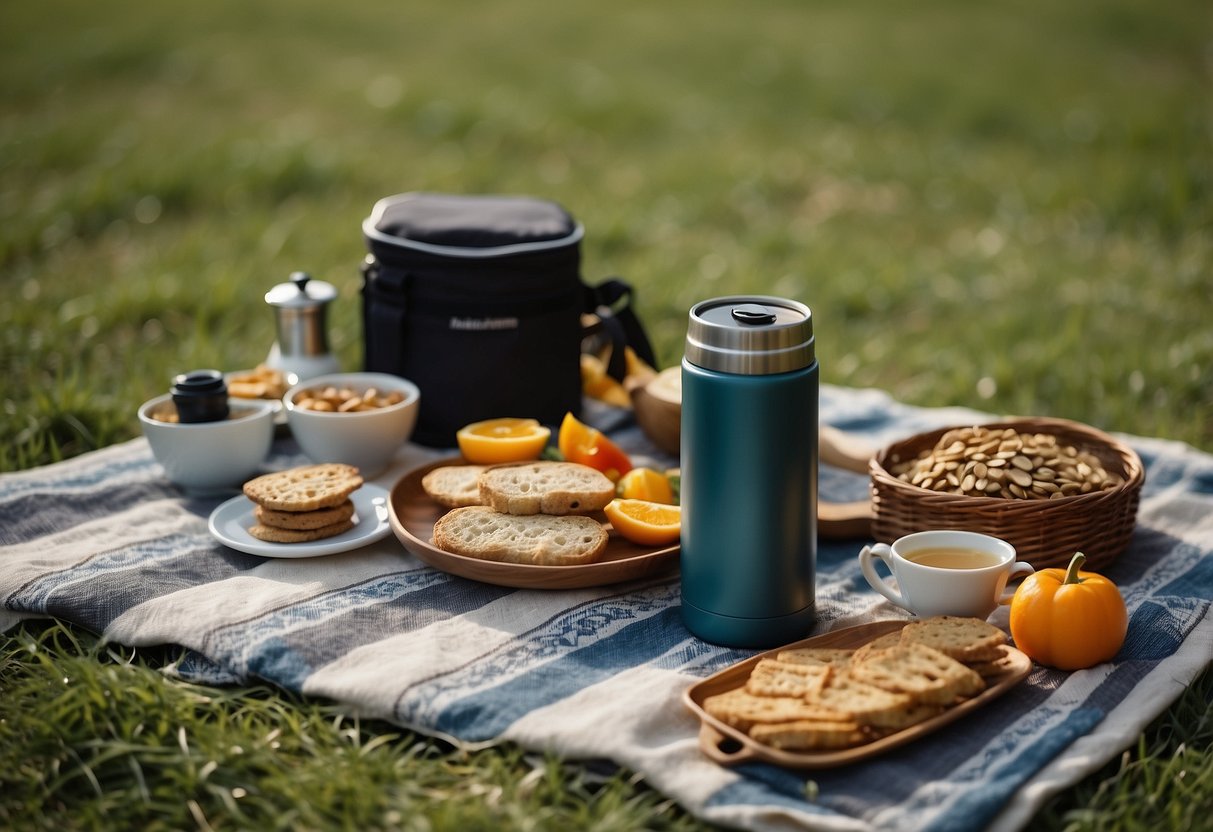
[1,0,1209,828]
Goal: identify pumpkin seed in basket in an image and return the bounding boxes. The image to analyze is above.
[888,426,1121,500]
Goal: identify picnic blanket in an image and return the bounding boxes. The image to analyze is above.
[2,384,1210,832]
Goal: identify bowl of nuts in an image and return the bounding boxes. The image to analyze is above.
[284,372,420,477]
[869,417,1144,571]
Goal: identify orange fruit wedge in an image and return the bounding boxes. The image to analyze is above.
[604,498,681,546]
[456,417,551,464]
[616,467,675,504]
[557,412,633,481]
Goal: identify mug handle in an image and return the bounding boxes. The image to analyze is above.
[858,543,911,612]
[998,561,1036,605]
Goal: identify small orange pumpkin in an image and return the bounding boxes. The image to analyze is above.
[1009,552,1128,670]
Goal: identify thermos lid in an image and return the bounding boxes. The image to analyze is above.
[685,295,815,375]
[265,271,337,309]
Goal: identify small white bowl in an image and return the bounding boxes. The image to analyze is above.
[284,372,420,477]
[138,395,276,493]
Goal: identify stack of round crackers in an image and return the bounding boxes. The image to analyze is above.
[703,616,1011,752]
[243,464,364,543]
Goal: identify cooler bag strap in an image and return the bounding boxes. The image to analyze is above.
[584,277,657,381]
[361,257,410,373]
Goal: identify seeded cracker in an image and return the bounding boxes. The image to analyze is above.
[898,615,1008,663]
[244,464,363,512]
[851,630,904,664]
[254,500,355,531]
[749,719,868,751]
[744,659,830,698]
[849,643,986,705]
[703,689,847,732]
[248,518,355,543]
[775,647,854,670]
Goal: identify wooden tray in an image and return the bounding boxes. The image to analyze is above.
[388,458,679,590]
[683,620,1031,769]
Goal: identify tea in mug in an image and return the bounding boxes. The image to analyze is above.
[902,546,1004,569]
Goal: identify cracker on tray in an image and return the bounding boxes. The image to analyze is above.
[744,659,831,699]
[897,615,1008,663]
[848,643,986,706]
[775,647,854,670]
[749,719,868,751]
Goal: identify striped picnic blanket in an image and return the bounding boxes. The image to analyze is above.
[2,385,1210,831]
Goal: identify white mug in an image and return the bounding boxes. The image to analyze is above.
[858,530,1034,619]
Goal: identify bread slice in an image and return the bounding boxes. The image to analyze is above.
[432,506,608,566]
[478,461,615,516]
[421,464,488,508]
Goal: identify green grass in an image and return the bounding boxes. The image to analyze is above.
[1,0,1210,828]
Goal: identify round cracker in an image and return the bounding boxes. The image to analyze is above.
[248,518,355,544]
[254,499,355,530]
[243,464,363,511]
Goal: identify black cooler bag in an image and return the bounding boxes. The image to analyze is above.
[361,193,653,447]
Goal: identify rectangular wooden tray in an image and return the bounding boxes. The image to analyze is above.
[682,620,1031,769]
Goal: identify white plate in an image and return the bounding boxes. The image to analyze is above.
[208,483,393,558]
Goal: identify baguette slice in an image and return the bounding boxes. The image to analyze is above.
[478,461,615,516]
[432,506,608,566]
[422,464,487,508]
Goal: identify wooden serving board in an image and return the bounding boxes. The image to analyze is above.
[683,620,1032,769]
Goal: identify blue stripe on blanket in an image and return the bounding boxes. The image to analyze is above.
[198,569,516,687]
[0,453,158,501]
[434,606,689,740]
[0,480,187,545]
[6,534,263,630]
[396,581,679,731]
[924,707,1105,832]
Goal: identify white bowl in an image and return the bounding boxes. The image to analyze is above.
[284,372,420,477]
[138,395,276,493]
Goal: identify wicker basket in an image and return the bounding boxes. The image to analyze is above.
[869,417,1144,571]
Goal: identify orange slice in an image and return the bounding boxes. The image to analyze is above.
[617,467,675,504]
[456,418,551,464]
[604,498,681,546]
[557,412,633,481]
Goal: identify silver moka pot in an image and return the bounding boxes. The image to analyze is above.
[264,271,341,381]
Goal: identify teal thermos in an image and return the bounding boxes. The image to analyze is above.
[680,296,818,648]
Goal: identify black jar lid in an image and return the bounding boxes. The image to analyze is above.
[171,369,229,423]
